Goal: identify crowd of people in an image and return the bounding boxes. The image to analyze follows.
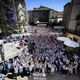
[0,26,80,79]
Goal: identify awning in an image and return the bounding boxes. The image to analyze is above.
[54,26,64,29]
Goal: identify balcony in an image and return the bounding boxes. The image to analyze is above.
[76,15,80,25]
[76,14,80,20]
[66,29,80,36]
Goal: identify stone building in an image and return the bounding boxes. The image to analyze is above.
[64,2,71,30]
[0,0,27,38]
[28,6,63,24]
[15,0,27,33]
[0,0,16,38]
[57,12,63,22]
[64,0,80,42]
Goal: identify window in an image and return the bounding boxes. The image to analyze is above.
[76,25,80,31]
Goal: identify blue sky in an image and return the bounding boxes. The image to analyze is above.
[26,0,71,11]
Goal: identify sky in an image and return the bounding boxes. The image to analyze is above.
[26,0,71,11]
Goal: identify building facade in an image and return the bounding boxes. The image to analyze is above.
[0,0,27,38]
[28,6,63,24]
[0,0,16,38]
[57,13,63,22]
[64,0,80,42]
[15,0,27,33]
[64,2,71,30]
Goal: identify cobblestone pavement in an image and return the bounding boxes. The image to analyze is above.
[28,72,80,80]
[4,72,80,80]
[17,76,28,80]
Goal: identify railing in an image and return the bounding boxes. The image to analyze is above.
[76,14,80,20]
[66,29,80,36]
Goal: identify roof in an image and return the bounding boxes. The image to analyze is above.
[28,6,63,14]
[64,2,71,8]
[33,6,59,13]
[57,12,64,18]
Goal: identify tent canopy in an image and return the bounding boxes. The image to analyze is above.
[57,37,71,42]
[64,40,80,48]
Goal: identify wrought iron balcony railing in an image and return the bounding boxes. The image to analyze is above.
[66,29,80,36]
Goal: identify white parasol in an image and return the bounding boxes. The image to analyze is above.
[57,37,71,42]
[64,40,80,48]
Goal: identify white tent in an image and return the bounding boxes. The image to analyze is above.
[64,40,80,48]
[57,37,71,42]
